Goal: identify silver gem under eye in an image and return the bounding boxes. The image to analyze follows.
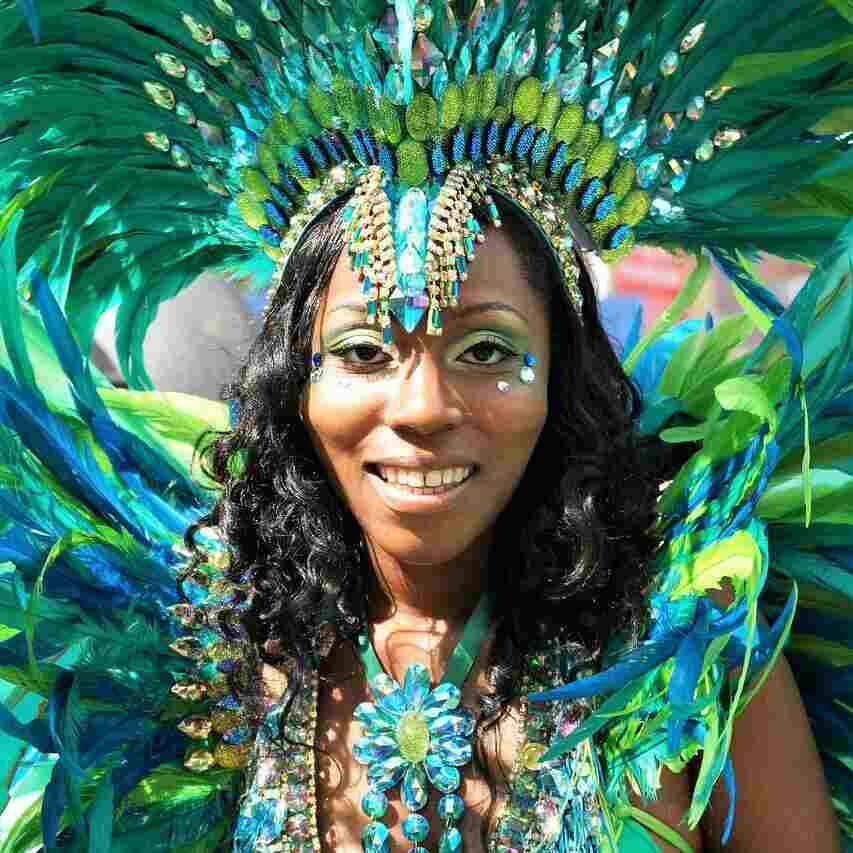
[497,381,511,393]
[310,352,324,383]
[520,353,537,385]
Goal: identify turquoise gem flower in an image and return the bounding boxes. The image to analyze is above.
[353,663,475,811]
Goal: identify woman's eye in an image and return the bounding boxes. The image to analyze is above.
[459,340,514,366]
[334,343,389,367]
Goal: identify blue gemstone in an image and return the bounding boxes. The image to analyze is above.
[403,663,432,709]
[424,753,461,793]
[363,821,391,853]
[618,118,648,155]
[530,129,551,165]
[361,790,388,819]
[263,200,288,227]
[609,224,633,249]
[312,353,323,369]
[468,124,483,162]
[402,813,430,843]
[402,764,429,812]
[562,159,584,193]
[514,124,535,158]
[485,120,500,157]
[353,734,398,765]
[430,142,448,176]
[451,127,467,164]
[548,143,568,178]
[503,119,521,155]
[361,129,378,163]
[422,683,461,718]
[259,225,280,245]
[438,794,464,821]
[378,143,397,176]
[670,160,692,193]
[436,736,472,767]
[439,827,463,853]
[429,711,475,739]
[594,193,617,221]
[603,95,631,139]
[637,153,664,189]
[524,353,537,367]
[368,755,408,791]
[306,138,328,170]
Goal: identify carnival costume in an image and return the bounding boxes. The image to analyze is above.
[1,0,853,850]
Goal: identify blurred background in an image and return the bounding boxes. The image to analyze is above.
[91,249,811,399]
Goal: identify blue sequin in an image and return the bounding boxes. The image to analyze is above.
[514,124,536,158]
[580,178,603,211]
[260,225,281,245]
[485,119,500,158]
[503,119,521,154]
[468,124,483,162]
[562,159,584,193]
[451,126,467,164]
[320,132,344,163]
[350,130,369,165]
[278,172,300,197]
[361,129,378,164]
[378,143,396,176]
[609,224,632,249]
[530,129,551,165]
[269,184,295,212]
[430,142,448,176]
[548,143,568,178]
[263,200,288,227]
[593,193,617,221]
[306,138,328,170]
[291,150,312,178]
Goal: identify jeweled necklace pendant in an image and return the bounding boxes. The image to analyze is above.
[352,596,491,853]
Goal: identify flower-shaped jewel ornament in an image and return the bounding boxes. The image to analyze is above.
[353,663,475,808]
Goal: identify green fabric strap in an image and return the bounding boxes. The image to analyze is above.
[614,805,695,853]
[357,594,492,688]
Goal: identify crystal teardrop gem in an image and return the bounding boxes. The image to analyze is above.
[618,117,648,155]
[402,663,432,710]
[368,755,408,791]
[439,827,463,853]
[370,672,402,701]
[695,139,714,161]
[363,821,392,853]
[603,95,631,138]
[429,710,476,739]
[354,701,396,732]
[513,30,537,77]
[637,153,664,189]
[402,763,429,812]
[421,682,461,718]
[495,31,517,79]
[154,53,187,78]
[436,736,472,767]
[591,37,619,86]
[353,734,398,765]
[424,753,461,793]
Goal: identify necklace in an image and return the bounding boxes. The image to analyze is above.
[352,595,492,853]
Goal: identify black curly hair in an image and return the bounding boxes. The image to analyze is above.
[186,196,678,822]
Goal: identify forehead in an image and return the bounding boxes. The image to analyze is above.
[323,224,550,323]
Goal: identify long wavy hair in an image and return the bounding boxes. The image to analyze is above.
[186,196,676,813]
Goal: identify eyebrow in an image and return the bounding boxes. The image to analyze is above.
[325,300,528,324]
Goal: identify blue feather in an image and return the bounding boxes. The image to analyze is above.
[42,762,65,849]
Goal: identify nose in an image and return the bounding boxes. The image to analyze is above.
[384,349,465,438]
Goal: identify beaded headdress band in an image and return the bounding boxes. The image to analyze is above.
[137,0,731,343]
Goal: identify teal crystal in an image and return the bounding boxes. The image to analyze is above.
[424,754,461,793]
[439,827,463,853]
[603,95,631,138]
[209,39,231,64]
[483,0,508,48]
[438,794,464,821]
[396,0,416,82]
[436,736,472,767]
[368,755,408,791]
[398,246,424,276]
[363,821,391,853]
[415,2,433,33]
[353,32,383,92]
[170,144,191,169]
[374,7,401,63]
[370,673,401,701]
[385,64,410,106]
[402,662,432,708]
[544,5,565,54]
[259,0,281,22]
[398,296,429,333]
[513,29,537,76]
[435,3,458,58]
[543,45,562,86]
[695,138,714,161]
[354,701,396,732]
[413,34,445,90]
[567,20,586,49]
[176,102,197,125]
[186,69,206,93]
[421,682,461,718]
[668,159,692,192]
[467,0,486,43]
[686,95,706,121]
[361,790,389,819]
[615,9,630,34]
[586,80,613,121]
[651,196,685,222]
[455,40,473,83]
[307,45,333,90]
[379,686,408,717]
[555,61,587,103]
[660,50,679,76]
[402,764,429,812]
[429,711,475,739]
[618,117,648,154]
[402,813,430,843]
[591,38,619,86]
[353,734,398,765]
[432,64,450,100]
[637,152,664,188]
[495,31,517,79]
[234,17,252,39]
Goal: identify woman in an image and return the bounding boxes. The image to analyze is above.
[188,201,839,852]
[1,2,852,852]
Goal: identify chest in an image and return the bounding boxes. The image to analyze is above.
[232,647,608,853]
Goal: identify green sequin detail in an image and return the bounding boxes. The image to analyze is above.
[537,91,562,133]
[307,82,336,129]
[463,74,480,123]
[406,93,439,142]
[440,82,464,131]
[332,76,365,127]
[398,138,429,186]
[478,70,498,121]
[585,141,618,179]
[610,162,636,200]
[554,105,584,144]
[396,711,431,764]
[513,77,543,124]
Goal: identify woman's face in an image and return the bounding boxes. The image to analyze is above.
[303,225,550,568]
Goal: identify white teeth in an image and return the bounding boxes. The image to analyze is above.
[374,466,475,488]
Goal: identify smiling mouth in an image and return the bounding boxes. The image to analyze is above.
[365,464,477,494]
